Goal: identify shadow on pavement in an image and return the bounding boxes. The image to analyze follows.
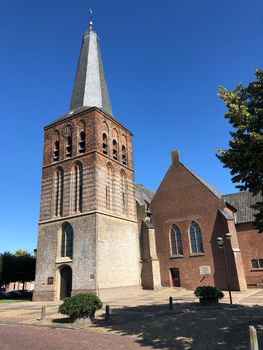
[89,302,263,350]
[52,317,71,324]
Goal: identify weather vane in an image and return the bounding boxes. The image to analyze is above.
[89,8,93,30]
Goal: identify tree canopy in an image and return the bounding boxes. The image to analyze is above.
[0,251,36,288]
[217,69,263,231]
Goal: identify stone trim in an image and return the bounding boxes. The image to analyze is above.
[39,210,138,225]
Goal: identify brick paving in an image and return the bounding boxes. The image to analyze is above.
[1,287,263,349]
[0,324,145,350]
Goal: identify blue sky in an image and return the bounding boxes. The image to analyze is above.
[1,0,262,253]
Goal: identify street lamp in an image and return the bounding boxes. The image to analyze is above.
[216,233,233,304]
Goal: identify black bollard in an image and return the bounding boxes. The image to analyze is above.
[105,304,110,321]
[169,296,173,310]
[40,305,46,320]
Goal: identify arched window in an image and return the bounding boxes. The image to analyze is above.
[189,221,204,253]
[121,171,128,214]
[53,140,60,161]
[71,162,83,213]
[122,145,127,165]
[61,223,73,259]
[170,225,183,255]
[66,136,72,158]
[79,131,85,154]
[103,133,108,155]
[54,168,63,217]
[113,140,118,160]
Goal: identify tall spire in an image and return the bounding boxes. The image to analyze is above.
[70,14,112,115]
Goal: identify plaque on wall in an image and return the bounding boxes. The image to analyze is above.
[47,277,54,285]
[199,266,211,275]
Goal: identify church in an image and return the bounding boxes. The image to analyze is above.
[33,20,263,301]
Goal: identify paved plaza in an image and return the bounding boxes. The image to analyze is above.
[1,287,263,349]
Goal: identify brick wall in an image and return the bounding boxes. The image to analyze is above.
[34,107,140,301]
[151,154,245,291]
[237,222,263,286]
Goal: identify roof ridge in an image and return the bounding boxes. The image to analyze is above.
[180,162,222,199]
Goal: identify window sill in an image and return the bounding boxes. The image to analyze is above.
[251,268,263,272]
[169,255,184,259]
[189,253,205,257]
[56,257,73,264]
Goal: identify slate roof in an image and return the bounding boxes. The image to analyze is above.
[135,184,155,206]
[223,192,262,224]
[70,29,112,115]
[49,106,113,126]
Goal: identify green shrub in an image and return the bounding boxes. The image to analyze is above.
[194,286,224,299]
[58,293,102,321]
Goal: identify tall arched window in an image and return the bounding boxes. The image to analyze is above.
[70,162,83,213]
[103,133,108,155]
[189,221,204,253]
[79,131,85,154]
[122,145,127,165]
[61,222,73,259]
[53,140,60,161]
[170,224,183,255]
[113,140,118,160]
[66,136,72,158]
[54,168,63,217]
[121,171,128,214]
[106,164,114,210]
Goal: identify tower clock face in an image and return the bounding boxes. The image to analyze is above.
[62,123,74,138]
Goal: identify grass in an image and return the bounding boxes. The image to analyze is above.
[0,299,32,303]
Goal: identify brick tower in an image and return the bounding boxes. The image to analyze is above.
[33,21,140,301]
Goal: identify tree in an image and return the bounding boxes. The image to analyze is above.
[217,69,263,231]
[14,250,30,256]
[0,251,36,289]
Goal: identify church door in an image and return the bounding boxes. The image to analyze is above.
[60,265,72,300]
[170,267,181,287]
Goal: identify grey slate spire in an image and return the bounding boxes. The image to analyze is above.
[70,25,112,115]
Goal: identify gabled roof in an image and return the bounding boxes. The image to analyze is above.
[181,163,223,199]
[223,192,262,224]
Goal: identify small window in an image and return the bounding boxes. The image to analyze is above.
[66,136,72,158]
[113,140,118,160]
[103,133,108,155]
[251,259,259,269]
[189,221,204,254]
[79,131,85,154]
[122,145,127,165]
[53,140,59,161]
[170,225,183,255]
[251,259,263,269]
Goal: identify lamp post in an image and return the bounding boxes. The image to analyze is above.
[216,233,233,304]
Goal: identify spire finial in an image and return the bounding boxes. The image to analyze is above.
[89,8,93,30]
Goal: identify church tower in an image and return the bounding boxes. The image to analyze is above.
[34,20,140,301]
